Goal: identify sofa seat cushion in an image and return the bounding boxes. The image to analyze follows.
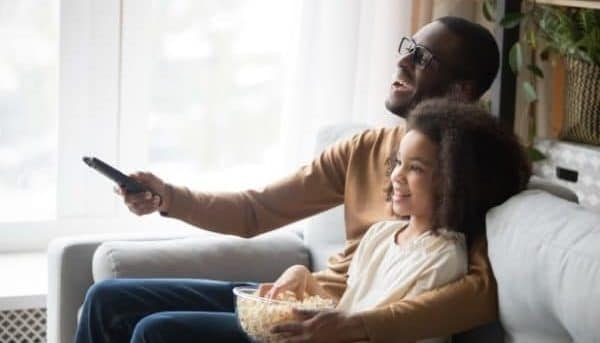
[487,190,600,343]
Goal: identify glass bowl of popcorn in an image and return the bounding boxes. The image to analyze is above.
[233,286,335,343]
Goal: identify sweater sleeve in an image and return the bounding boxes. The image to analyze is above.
[160,134,356,237]
[357,236,498,343]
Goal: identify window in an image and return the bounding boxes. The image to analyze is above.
[1,0,303,250]
[1,0,411,252]
[122,0,302,191]
[0,1,59,221]
[1,0,316,252]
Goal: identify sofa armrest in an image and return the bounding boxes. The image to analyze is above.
[46,233,191,343]
[48,230,309,343]
[92,230,310,282]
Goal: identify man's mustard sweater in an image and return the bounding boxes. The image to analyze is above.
[162,125,498,342]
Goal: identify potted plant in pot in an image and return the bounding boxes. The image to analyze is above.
[483,1,600,149]
[537,6,600,146]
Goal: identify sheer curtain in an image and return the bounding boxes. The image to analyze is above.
[279,0,412,168]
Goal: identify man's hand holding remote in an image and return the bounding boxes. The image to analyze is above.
[114,171,171,216]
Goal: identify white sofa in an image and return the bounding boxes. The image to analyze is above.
[47,124,599,343]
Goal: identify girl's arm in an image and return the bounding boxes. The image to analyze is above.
[259,264,337,300]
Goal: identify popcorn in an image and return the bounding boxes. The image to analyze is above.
[233,287,335,343]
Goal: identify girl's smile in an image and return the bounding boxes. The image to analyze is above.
[390,130,438,221]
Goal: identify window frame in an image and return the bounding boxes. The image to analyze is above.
[0,0,148,252]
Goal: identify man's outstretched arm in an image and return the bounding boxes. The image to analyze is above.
[159,135,356,237]
[358,236,497,343]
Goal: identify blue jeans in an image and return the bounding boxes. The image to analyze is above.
[74,278,257,343]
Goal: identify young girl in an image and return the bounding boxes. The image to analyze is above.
[262,99,531,342]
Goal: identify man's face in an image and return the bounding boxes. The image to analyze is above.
[385,21,463,117]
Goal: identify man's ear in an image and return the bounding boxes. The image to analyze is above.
[446,81,476,102]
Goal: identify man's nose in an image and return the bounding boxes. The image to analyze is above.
[397,52,414,69]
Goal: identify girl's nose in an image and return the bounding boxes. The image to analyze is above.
[391,164,406,183]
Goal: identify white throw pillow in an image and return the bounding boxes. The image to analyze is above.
[487,190,600,343]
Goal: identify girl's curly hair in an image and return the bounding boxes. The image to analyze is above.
[388,98,532,244]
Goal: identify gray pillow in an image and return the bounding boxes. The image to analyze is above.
[92,230,310,283]
[487,190,600,343]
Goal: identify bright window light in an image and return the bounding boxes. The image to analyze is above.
[0,1,58,221]
[145,0,301,191]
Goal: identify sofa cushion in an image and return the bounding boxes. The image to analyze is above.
[487,190,600,343]
[92,230,310,283]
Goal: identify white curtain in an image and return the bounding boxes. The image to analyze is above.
[280,0,412,168]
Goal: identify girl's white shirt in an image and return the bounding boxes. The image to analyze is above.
[336,220,468,343]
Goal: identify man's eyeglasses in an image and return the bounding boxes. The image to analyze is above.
[397,37,438,69]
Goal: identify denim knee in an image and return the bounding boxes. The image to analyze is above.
[130,313,171,343]
[130,312,248,343]
[76,279,126,343]
[84,279,122,308]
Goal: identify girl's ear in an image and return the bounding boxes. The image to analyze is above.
[446,81,476,102]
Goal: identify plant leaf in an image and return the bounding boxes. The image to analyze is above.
[527,64,544,78]
[483,0,495,22]
[500,13,525,29]
[509,42,523,73]
[527,146,546,162]
[522,81,537,103]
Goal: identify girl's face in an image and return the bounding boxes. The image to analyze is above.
[390,130,438,219]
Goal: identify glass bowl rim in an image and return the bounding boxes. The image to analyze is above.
[232,286,297,306]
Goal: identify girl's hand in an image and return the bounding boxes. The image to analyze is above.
[260,265,313,300]
[271,309,369,343]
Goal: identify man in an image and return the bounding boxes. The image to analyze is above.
[76,16,501,343]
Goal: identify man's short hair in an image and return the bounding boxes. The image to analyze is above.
[436,16,500,99]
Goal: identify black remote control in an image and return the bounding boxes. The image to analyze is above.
[83,156,150,194]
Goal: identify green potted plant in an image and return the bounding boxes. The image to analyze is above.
[536,6,600,146]
[483,1,600,152]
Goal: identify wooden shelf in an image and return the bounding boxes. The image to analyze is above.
[534,0,600,9]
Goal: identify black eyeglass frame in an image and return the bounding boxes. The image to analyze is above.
[397,36,440,69]
[398,36,472,80]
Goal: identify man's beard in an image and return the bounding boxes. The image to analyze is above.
[385,92,423,119]
[386,82,457,118]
